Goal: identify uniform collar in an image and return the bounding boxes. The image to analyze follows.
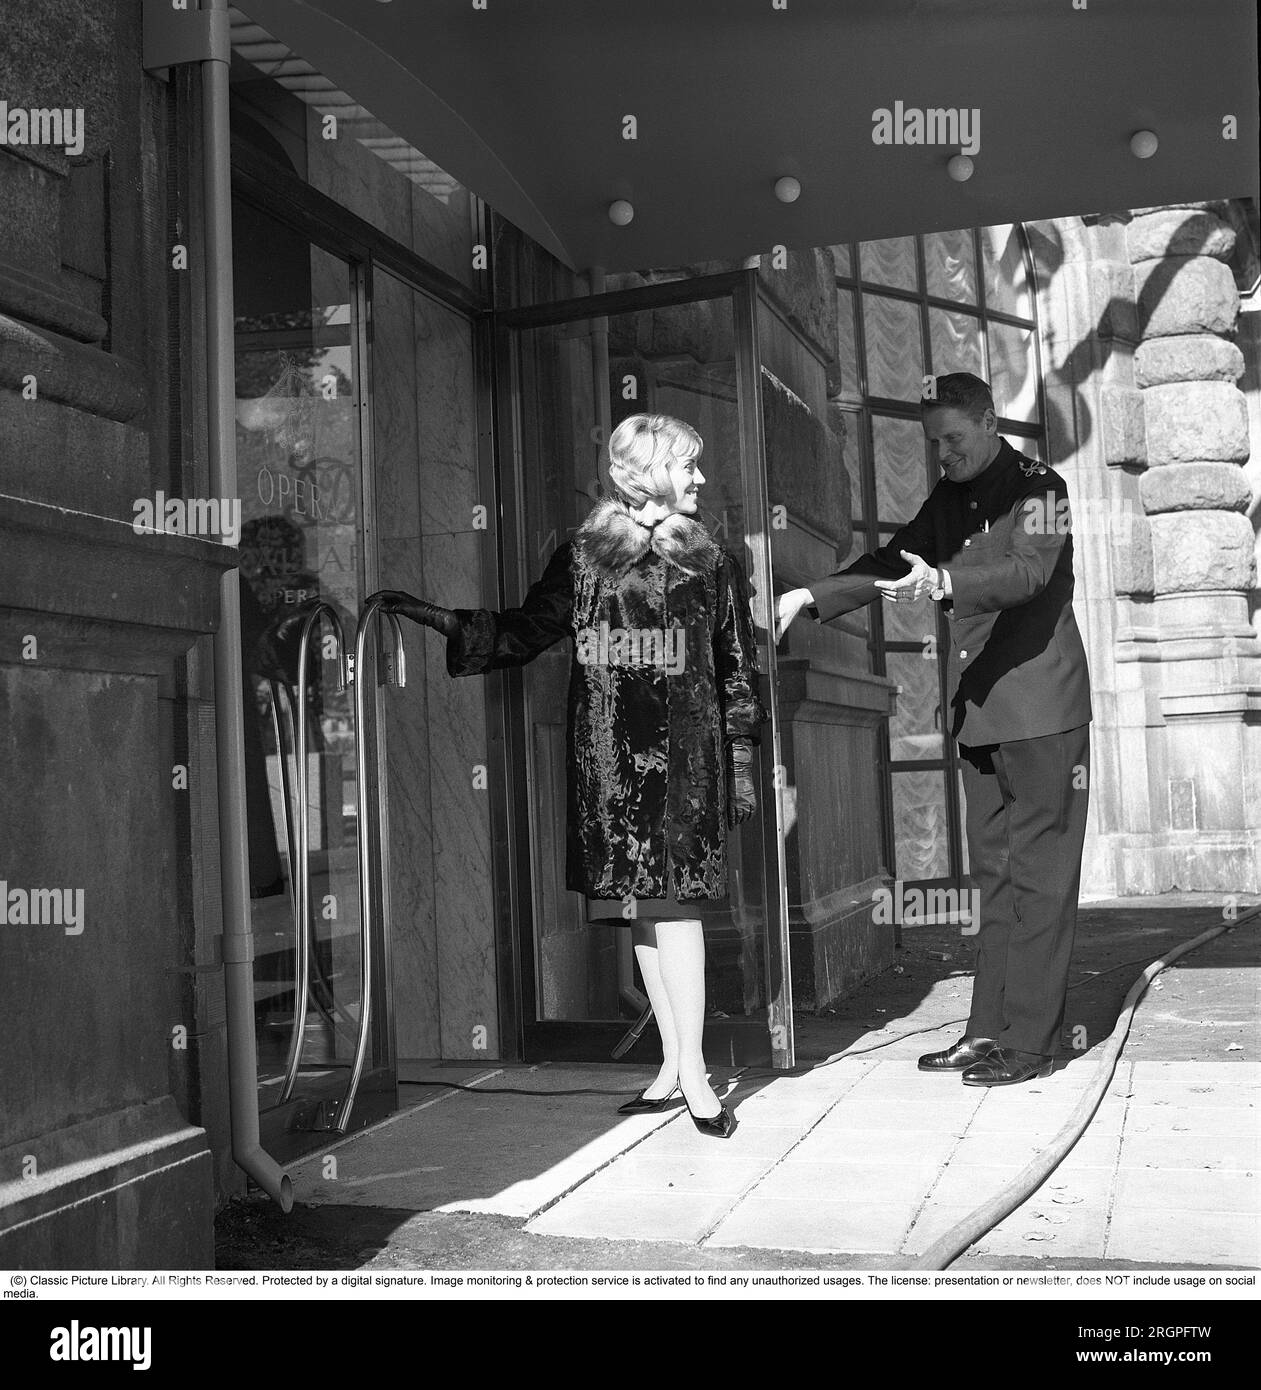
[963,437,1013,508]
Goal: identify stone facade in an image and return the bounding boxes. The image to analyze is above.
[1028,203,1260,898]
[0,2,217,1264]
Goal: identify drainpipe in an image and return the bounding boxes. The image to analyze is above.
[200,0,293,1210]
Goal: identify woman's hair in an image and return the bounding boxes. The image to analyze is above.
[607,414,703,507]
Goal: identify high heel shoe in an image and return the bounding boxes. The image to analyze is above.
[687,1100,736,1138]
[616,1085,681,1115]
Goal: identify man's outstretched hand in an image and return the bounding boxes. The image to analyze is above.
[874,551,939,604]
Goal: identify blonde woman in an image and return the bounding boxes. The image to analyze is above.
[373,414,766,1136]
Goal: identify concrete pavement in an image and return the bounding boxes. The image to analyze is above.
[216,898,1260,1270]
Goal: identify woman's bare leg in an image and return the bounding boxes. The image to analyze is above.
[632,922,679,1099]
[656,918,721,1118]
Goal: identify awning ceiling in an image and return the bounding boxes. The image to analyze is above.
[239,0,1259,272]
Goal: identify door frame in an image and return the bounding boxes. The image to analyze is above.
[491,269,795,1068]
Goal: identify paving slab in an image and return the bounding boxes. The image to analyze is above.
[705,1197,912,1254]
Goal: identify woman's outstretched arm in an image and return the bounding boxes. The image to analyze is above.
[372,542,573,676]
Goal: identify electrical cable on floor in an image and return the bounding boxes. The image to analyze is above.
[909,905,1260,1270]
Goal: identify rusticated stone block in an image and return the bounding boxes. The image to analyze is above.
[760,374,848,547]
[1126,210,1236,263]
[1139,462,1251,514]
[1099,386,1146,466]
[1135,257,1239,337]
[1088,260,1139,340]
[1143,381,1249,464]
[1134,335,1244,387]
[758,248,838,365]
[1112,510,1153,595]
[1149,511,1257,593]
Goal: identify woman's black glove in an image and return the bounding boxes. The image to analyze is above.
[369,590,458,637]
[726,737,757,828]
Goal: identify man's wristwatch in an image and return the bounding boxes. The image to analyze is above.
[928,568,947,602]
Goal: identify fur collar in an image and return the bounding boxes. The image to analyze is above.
[573,496,720,578]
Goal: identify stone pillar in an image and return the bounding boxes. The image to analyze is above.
[1125,205,1261,890]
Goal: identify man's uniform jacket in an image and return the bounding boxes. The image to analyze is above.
[808,438,1092,747]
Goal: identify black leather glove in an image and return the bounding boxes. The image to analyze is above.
[370,590,458,637]
[726,737,757,828]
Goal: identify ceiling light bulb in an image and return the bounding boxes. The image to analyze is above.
[947,154,974,182]
[1130,129,1158,159]
[608,199,634,226]
[774,176,802,203]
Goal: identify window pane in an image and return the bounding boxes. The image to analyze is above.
[831,242,853,277]
[863,295,924,401]
[924,228,977,303]
[892,768,950,880]
[988,321,1040,424]
[929,306,984,378]
[871,414,928,523]
[860,236,919,292]
[983,223,1033,319]
[835,288,860,396]
[887,650,945,760]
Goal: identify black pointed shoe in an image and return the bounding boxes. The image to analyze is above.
[917,1036,998,1072]
[616,1086,681,1115]
[961,1047,1055,1087]
[689,1102,736,1139]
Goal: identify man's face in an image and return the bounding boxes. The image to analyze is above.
[922,405,998,483]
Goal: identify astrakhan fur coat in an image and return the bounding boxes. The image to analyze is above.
[445,497,767,901]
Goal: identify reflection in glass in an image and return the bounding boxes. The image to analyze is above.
[925,228,978,303]
[988,320,1040,424]
[233,205,366,1111]
[983,223,1034,319]
[229,10,476,289]
[930,306,984,379]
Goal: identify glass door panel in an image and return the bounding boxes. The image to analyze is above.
[232,194,392,1152]
[501,279,788,1064]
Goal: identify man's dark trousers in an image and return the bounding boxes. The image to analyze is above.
[960,722,1091,1058]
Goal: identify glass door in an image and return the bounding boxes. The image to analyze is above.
[232,192,395,1157]
[496,272,792,1067]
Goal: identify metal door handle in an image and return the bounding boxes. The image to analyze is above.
[335,596,405,1132]
[278,604,348,1104]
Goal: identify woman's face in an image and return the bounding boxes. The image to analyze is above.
[663,449,705,515]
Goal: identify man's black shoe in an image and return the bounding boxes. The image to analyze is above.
[961,1047,1055,1087]
[917,1037,997,1072]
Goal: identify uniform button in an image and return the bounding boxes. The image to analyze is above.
[970,501,978,509]
[964,539,972,547]
[960,650,968,659]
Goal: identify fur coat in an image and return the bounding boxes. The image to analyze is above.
[445,497,767,901]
